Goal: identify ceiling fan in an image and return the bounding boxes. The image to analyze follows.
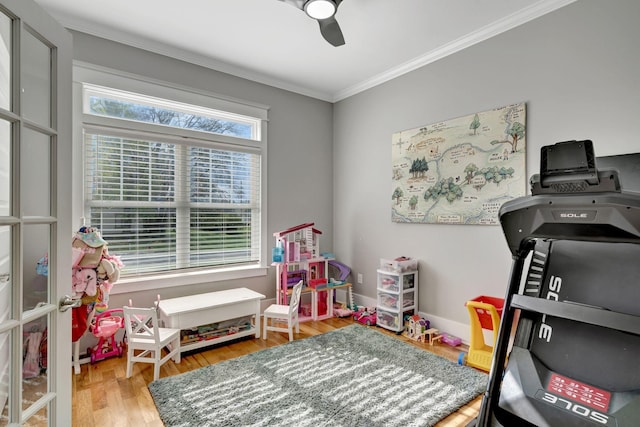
[278,0,345,47]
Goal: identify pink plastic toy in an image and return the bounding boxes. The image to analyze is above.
[441,333,462,347]
[88,308,124,363]
[354,309,377,326]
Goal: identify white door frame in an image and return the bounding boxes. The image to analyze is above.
[0,0,72,425]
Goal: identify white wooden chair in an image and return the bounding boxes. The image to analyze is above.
[123,305,181,381]
[263,280,303,341]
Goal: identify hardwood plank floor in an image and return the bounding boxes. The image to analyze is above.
[72,318,482,426]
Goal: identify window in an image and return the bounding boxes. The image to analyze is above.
[79,77,266,279]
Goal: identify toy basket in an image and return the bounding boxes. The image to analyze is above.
[459,295,504,372]
[92,316,123,338]
[467,295,504,330]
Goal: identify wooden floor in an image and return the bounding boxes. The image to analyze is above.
[72,317,482,426]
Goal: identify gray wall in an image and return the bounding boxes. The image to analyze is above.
[70,31,334,307]
[70,0,640,340]
[333,0,640,330]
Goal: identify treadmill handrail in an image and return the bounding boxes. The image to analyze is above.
[511,294,640,336]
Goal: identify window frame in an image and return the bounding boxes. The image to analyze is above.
[72,63,269,294]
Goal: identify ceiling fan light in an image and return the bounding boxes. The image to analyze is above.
[304,0,336,20]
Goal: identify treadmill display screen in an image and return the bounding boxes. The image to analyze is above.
[546,372,611,412]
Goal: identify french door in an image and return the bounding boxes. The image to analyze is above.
[0,0,72,425]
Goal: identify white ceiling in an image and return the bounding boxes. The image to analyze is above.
[34,0,576,102]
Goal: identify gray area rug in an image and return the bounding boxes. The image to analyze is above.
[149,324,487,427]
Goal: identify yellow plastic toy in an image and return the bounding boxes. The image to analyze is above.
[459,296,504,372]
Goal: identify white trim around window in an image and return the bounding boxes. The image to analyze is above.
[72,62,270,293]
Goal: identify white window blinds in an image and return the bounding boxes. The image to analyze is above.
[84,131,261,275]
[82,82,264,277]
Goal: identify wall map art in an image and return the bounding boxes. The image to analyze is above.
[392,102,526,225]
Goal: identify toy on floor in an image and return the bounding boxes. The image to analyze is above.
[404,314,430,340]
[403,314,443,344]
[333,302,353,318]
[423,328,442,345]
[353,308,377,326]
[88,308,124,363]
[441,333,462,347]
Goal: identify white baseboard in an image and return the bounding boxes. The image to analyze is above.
[415,312,471,345]
[352,292,495,346]
[352,293,376,310]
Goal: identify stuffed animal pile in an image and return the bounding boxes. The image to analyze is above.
[71,227,123,341]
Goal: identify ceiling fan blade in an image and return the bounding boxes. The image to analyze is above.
[278,0,305,10]
[278,0,346,46]
[318,16,345,47]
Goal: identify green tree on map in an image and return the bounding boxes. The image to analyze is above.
[469,114,480,135]
[409,195,418,210]
[490,122,526,153]
[409,157,429,178]
[464,163,479,184]
[392,187,404,205]
[508,122,526,151]
[478,166,515,185]
[424,178,463,203]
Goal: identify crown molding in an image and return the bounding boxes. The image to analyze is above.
[331,0,578,102]
[54,14,335,102]
[51,0,577,104]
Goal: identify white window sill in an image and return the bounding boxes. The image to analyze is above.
[109,264,269,295]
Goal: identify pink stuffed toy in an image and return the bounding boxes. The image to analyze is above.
[72,268,98,297]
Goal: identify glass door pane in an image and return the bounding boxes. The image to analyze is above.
[0,226,11,318]
[23,224,49,311]
[0,12,10,111]
[0,119,9,217]
[20,127,50,217]
[21,29,50,128]
[0,329,12,426]
[21,315,48,426]
[0,225,10,427]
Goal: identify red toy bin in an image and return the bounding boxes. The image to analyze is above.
[466,295,504,330]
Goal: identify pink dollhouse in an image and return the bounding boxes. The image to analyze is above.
[273,223,327,305]
[272,222,355,321]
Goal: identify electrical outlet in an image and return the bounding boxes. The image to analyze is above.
[357,273,363,284]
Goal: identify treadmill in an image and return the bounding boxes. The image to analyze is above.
[471,140,640,427]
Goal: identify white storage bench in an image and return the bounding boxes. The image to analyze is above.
[158,287,265,354]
